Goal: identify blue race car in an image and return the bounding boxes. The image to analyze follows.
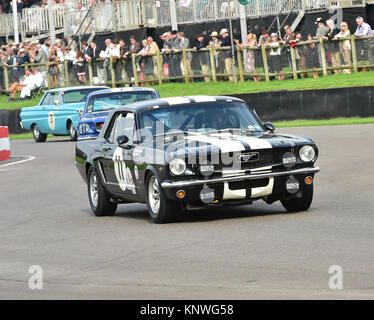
[77,87,160,139]
[20,86,109,142]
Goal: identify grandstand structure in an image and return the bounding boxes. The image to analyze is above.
[0,0,373,42]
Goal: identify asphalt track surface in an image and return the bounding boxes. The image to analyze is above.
[1,125,374,300]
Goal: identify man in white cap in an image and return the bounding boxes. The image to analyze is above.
[220,28,233,82]
[208,31,223,75]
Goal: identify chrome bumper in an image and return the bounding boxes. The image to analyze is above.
[161,167,320,189]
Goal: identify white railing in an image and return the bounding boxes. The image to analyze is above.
[0,0,353,37]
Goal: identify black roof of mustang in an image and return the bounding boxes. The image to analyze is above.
[106,96,245,113]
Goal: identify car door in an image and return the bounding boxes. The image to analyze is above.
[38,91,61,133]
[101,112,139,199]
[37,92,53,133]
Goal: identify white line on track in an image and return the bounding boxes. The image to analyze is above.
[0,156,35,168]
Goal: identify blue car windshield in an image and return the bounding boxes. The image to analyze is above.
[86,91,157,113]
[62,88,105,103]
[139,101,264,134]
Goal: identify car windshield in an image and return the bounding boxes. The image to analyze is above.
[62,88,105,104]
[86,91,157,113]
[139,101,264,134]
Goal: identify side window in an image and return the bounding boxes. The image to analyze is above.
[106,113,135,144]
[51,92,61,105]
[40,93,51,105]
[113,113,135,144]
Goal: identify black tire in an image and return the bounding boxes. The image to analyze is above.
[87,166,117,217]
[145,173,178,223]
[281,184,314,213]
[32,124,47,143]
[68,121,78,141]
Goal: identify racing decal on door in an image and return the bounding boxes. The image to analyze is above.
[48,111,55,131]
[112,147,136,194]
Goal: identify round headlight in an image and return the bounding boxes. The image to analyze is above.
[79,123,89,134]
[169,158,186,176]
[299,145,316,162]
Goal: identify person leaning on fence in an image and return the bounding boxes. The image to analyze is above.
[193,33,210,82]
[166,30,183,80]
[236,33,260,82]
[86,40,100,83]
[117,39,130,86]
[0,48,7,91]
[335,21,352,74]
[135,39,153,83]
[291,32,308,79]
[8,48,21,84]
[48,49,60,88]
[283,27,295,68]
[33,41,49,86]
[174,32,192,81]
[208,31,224,76]
[306,34,320,79]
[220,28,234,82]
[323,19,342,74]
[354,17,374,70]
[147,37,161,81]
[74,50,87,85]
[268,33,284,80]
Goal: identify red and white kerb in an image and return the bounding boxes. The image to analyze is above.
[0,126,10,161]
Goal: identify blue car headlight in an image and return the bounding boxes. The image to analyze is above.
[79,123,90,134]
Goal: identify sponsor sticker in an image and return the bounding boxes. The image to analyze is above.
[200,186,215,204]
[286,177,300,194]
[282,152,297,168]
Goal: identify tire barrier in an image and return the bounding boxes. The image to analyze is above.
[0,126,10,161]
[0,109,28,135]
[1,86,374,134]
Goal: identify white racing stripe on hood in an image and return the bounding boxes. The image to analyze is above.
[185,134,245,153]
[236,136,272,150]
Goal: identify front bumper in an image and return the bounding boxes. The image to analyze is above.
[161,166,320,189]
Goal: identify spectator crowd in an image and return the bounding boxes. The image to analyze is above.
[0,15,373,100]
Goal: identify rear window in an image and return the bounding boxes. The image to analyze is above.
[62,88,105,104]
[86,91,157,113]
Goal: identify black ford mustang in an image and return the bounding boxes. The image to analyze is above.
[75,96,320,223]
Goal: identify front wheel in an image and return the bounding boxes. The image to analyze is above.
[146,173,178,223]
[87,167,117,217]
[281,184,314,213]
[68,121,78,141]
[32,124,47,143]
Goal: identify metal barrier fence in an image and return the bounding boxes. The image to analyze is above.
[0,36,373,94]
[0,0,342,37]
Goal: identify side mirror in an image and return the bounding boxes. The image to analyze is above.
[116,135,129,147]
[263,122,275,133]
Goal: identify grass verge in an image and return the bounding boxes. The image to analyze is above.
[1,71,374,110]
[10,117,374,140]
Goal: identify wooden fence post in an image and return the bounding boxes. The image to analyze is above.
[156,51,163,85]
[261,43,270,82]
[350,35,358,73]
[88,60,94,85]
[131,54,139,87]
[319,38,328,77]
[209,47,217,82]
[236,45,244,82]
[290,45,298,80]
[182,48,189,83]
[110,58,116,88]
[64,60,71,86]
[3,65,9,91]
